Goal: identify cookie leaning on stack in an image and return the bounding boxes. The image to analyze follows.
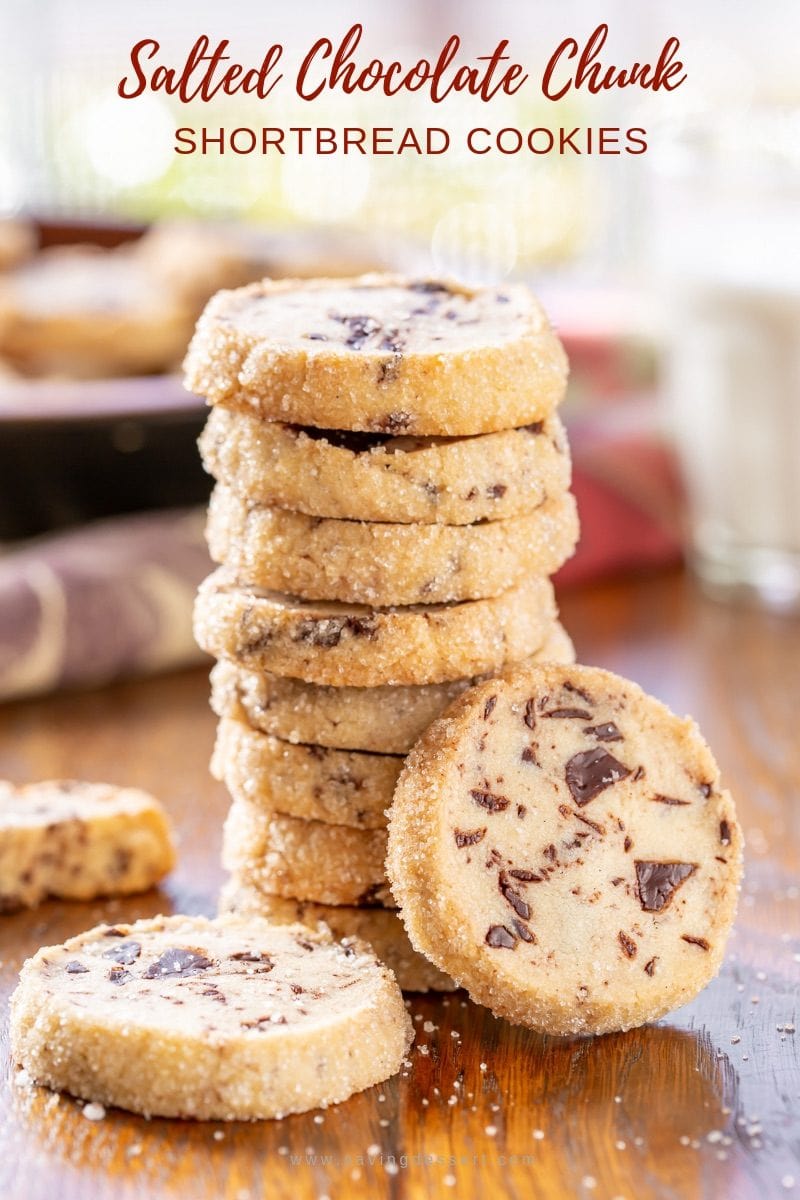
[188,274,578,992]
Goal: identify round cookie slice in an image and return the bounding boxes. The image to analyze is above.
[387,662,743,1036]
[206,484,578,605]
[212,717,402,829]
[210,622,575,756]
[200,406,572,526]
[10,914,412,1120]
[184,274,568,437]
[220,876,456,993]
[223,801,392,908]
[194,569,558,688]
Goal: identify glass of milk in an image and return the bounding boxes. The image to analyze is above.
[652,113,800,610]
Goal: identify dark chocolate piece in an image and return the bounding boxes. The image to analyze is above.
[635,861,696,913]
[644,957,657,976]
[102,940,142,965]
[583,722,623,743]
[543,707,592,720]
[565,749,631,806]
[454,827,486,848]
[499,873,531,920]
[651,794,691,807]
[230,951,273,967]
[485,925,517,949]
[483,696,498,720]
[65,960,89,974]
[720,819,731,845]
[523,699,536,730]
[470,789,509,813]
[513,920,536,943]
[508,869,544,882]
[108,966,132,985]
[142,948,214,979]
[681,935,710,950]
[618,931,637,959]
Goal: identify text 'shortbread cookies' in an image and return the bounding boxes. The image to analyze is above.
[194,569,558,687]
[210,623,576,755]
[212,717,401,829]
[200,406,572,526]
[206,484,579,605]
[220,877,456,993]
[184,275,568,436]
[387,663,742,1036]
[10,914,412,1119]
[0,780,175,911]
[223,800,393,908]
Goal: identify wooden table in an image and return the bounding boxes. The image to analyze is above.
[1,569,798,1200]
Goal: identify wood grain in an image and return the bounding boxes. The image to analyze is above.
[1,569,798,1200]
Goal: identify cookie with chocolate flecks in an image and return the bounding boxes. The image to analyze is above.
[200,405,572,526]
[10,914,412,1119]
[220,876,456,993]
[211,717,402,830]
[0,779,175,911]
[206,483,578,606]
[223,800,393,908]
[386,663,742,1036]
[184,274,568,436]
[194,568,558,688]
[209,623,575,756]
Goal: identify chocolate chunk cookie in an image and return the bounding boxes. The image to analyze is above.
[223,800,393,908]
[194,569,558,687]
[10,914,412,1119]
[220,876,456,993]
[184,274,568,436]
[210,622,575,755]
[200,406,572,526]
[206,484,578,605]
[386,663,742,1036]
[212,717,402,829]
[0,779,175,911]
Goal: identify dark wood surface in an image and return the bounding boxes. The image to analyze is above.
[0,569,798,1200]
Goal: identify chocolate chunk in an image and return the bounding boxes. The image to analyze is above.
[565,749,631,806]
[632,766,646,781]
[485,925,517,949]
[681,935,710,950]
[306,332,328,341]
[483,695,498,720]
[409,280,452,295]
[644,957,657,976]
[517,804,527,818]
[142,948,214,979]
[102,940,142,965]
[699,782,713,797]
[522,421,544,435]
[108,966,132,985]
[65,960,89,974]
[618,931,637,959]
[508,869,544,882]
[332,313,382,350]
[583,722,623,743]
[564,681,593,704]
[624,836,632,852]
[543,708,592,720]
[521,745,539,765]
[103,927,127,937]
[720,819,731,845]
[454,827,486,848]
[513,920,536,943]
[470,789,509,813]
[523,699,537,730]
[230,951,273,967]
[293,615,378,648]
[487,483,507,498]
[651,794,691,806]
[499,873,531,920]
[543,843,557,862]
[571,810,605,835]
[635,861,696,913]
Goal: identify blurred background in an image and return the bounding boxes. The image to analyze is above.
[0,0,798,699]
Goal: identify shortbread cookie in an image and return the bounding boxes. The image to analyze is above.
[0,245,192,378]
[200,406,572,525]
[387,663,742,1036]
[212,718,401,829]
[194,569,558,687]
[210,623,576,755]
[10,914,411,1119]
[184,275,568,436]
[0,780,175,911]
[220,877,456,992]
[206,484,578,605]
[223,801,392,907]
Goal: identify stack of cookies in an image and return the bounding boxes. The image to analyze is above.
[186,274,578,992]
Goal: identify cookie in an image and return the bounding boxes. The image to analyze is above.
[194,569,558,687]
[184,274,568,436]
[386,662,742,1036]
[212,718,401,830]
[220,876,456,993]
[10,914,412,1119]
[199,406,572,526]
[0,245,192,378]
[210,622,576,755]
[223,801,392,908]
[206,484,578,605]
[0,779,175,911]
